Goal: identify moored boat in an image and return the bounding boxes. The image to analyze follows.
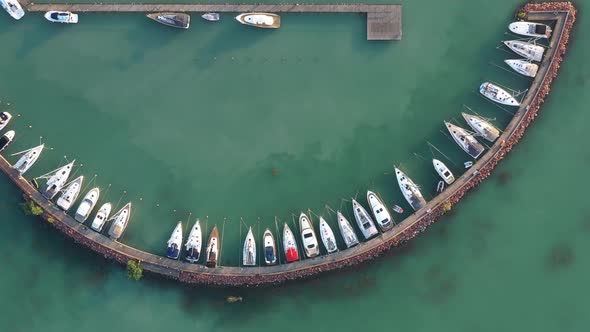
[205,226,219,267]
[185,219,202,263]
[166,222,183,260]
[263,228,277,265]
[44,11,78,24]
[243,226,256,266]
[432,159,455,185]
[479,82,520,106]
[201,12,220,21]
[42,161,75,200]
[319,217,338,253]
[336,211,359,248]
[299,213,319,258]
[108,202,131,240]
[0,130,15,152]
[444,121,485,159]
[91,202,111,232]
[504,40,544,62]
[352,198,378,239]
[395,168,427,211]
[1,0,24,20]
[235,12,280,29]
[504,59,539,78]
[367,191,394,232]
[147,12,190,29]
[508,21,551,39]
[12,144,44,174]
[283,223,299,262]
[74,187,99,222]
[0,112,12,131]
[461,112,500,143]
[392,205,404,214]
[56,176,83,210]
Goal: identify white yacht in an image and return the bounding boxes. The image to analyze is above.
[74,187,99,222]
[319,217,338,253]
[263,229,277,265]
[44,11,78,24]
[505,59,539,78]
[445,121,485,159]
[0,112,12,131]
[1,0,24,20]
[243,226,256,266]
[12,144,44,174]
[508,21,551,39]
[336,211,359,248]
[283,223,299,262]
[299,213,319,258]
[461,112,501,142]
[479,82,520,106]
[56,176,83,210]
[166,222,183,260]
[367,191,394,232]
[395,168,427,211]
[504,40,544,62]
[352,199,378,239]
[433,159,455,185]
[235,12,280,28]
[0,130,15,152]
[91,202,111,232]
[205,226,219,267]
[42,161,75,200]
[108,202,131,240]
[201,13,220,21]
[185,219,202,263]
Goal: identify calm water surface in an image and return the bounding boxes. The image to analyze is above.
[1,0,590,331]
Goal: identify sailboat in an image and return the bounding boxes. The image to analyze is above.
[283,223,299,263]
[42,161,75,200]
[504,40,544,62]
[56,176,83,210]
[108,202,131,240]
[165,222,183,260]
[505,59,539,78]
[91,203,111,232]
[243,227,256,266]
[367,191,394,232]
[395,168,427,211]
[461,113,501,142]
[205,226,219,268]
[319,217,338,253]
[336,211,359,248]
[147,12,190,29]
[0,112,12,131]
[262,229,277,265]
[432,159,455,185]
[12,144,44,174]
[299,213,319,258]
[74,187,99,222]
[185,219,202,263]
[445,121,485,159]
[352,199,379,239]
[0,130,15,152]
[479,82,520,106]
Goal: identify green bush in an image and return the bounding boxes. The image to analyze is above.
[442,202,452,213]
[126,260,143,281]
[20,201,44,216]
[517,12,526,19]
[47,217,55,224]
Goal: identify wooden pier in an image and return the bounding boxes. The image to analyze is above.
[21,2,402,40]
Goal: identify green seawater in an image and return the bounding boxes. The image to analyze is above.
[1,0,590,330]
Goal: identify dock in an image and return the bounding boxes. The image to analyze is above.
[20,2,402,40]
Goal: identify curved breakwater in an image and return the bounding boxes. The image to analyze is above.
[0,2,577,287]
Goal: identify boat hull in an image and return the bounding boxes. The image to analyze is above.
[243,228,256,266]
[504,40,544,62]
[74,187,99,222]
[283,224,299,262]
[108,203,131,240]
[367,191,394,232]
[395,168,427,211]
[1,0,25,20]
[508,21,551,39]
[235,13,280,28]
[56,176,83,211]
[185,220,202,263]
[319,217,338,253]
[432,159,455,185]
[91,203,111,232]
[13,144,44,174]
[147,12,190,29]
[504,59,538,78]
[352,199,379,239]
[445,121,485,159]
[44,11,79,24]
[205,226,219,267]
[0,130,15,152]
[263,229,277,265]
[299,213,319,258]
[166,222,183,260]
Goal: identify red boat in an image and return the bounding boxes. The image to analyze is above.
[283,223,300,262]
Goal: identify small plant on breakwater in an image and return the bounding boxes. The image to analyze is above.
[127,260,143,281]
[517,11,527,19]
[46,217,55,224]
[442,202,452,213]
[20,200,43,216]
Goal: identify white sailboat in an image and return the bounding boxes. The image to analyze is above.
[508,21,551,39]
[433,159,455,185]
[0,0,24,20]
[336,211,359,248]
[262,229,277,265]
[91,202,111,232]
[352,199,378,239]
[108,202,131,240]
[242,227,256,266]
[461,113,500,142]
[395,168,427,211]
[504,59,539,78]
[56,176,83,210]
[185,219,202,263]
[0,112,12,131]
[12,144,44,174]
[299,213,319,258]
[445,121,485,159]
[42,161,75,200]
[74,187,99,222]
[166,222,183,260]
[504,40,544,62]
[319,217,338,253]
[367,191,394,232]
[283,223,300,262]
[479,82,520,106]
[0,130,15,152]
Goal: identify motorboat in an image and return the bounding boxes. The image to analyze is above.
[504,40,544,62]
[74,187,99,222]
[504,59,539,78]
[201,13,220,21]
[508,21,551,39]
[147,12,190,29]
[432,159,455,185]
[44,11,78,24]
[0,112,12,131]
[352,199,378,239]
[464,161,474,168]
[319,217,338,253]
[299,213,319,258]
[395,168,427,211]
[283,223,299,262]
[0,130,15,152]
[108,202,131,240]
[479,82,520,106]
[235,12,280,29]
[336,211,359,248]
[166,222,183,260]
[1,0,24,20]
[367,191,394,232]
[185,219,202,263]
[243,226,256,266]
[42,161,75,200]
[437,181,445,193]
[12,144,44,174]
[56,176,83,210]
[262,228,277,265]
[91,202,111,232]
[392,205,404,214]
[205,226,219,267]
[445,121,485,159]
[461,112,501,142]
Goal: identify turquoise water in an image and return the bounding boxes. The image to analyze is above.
[1,0,590,331]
